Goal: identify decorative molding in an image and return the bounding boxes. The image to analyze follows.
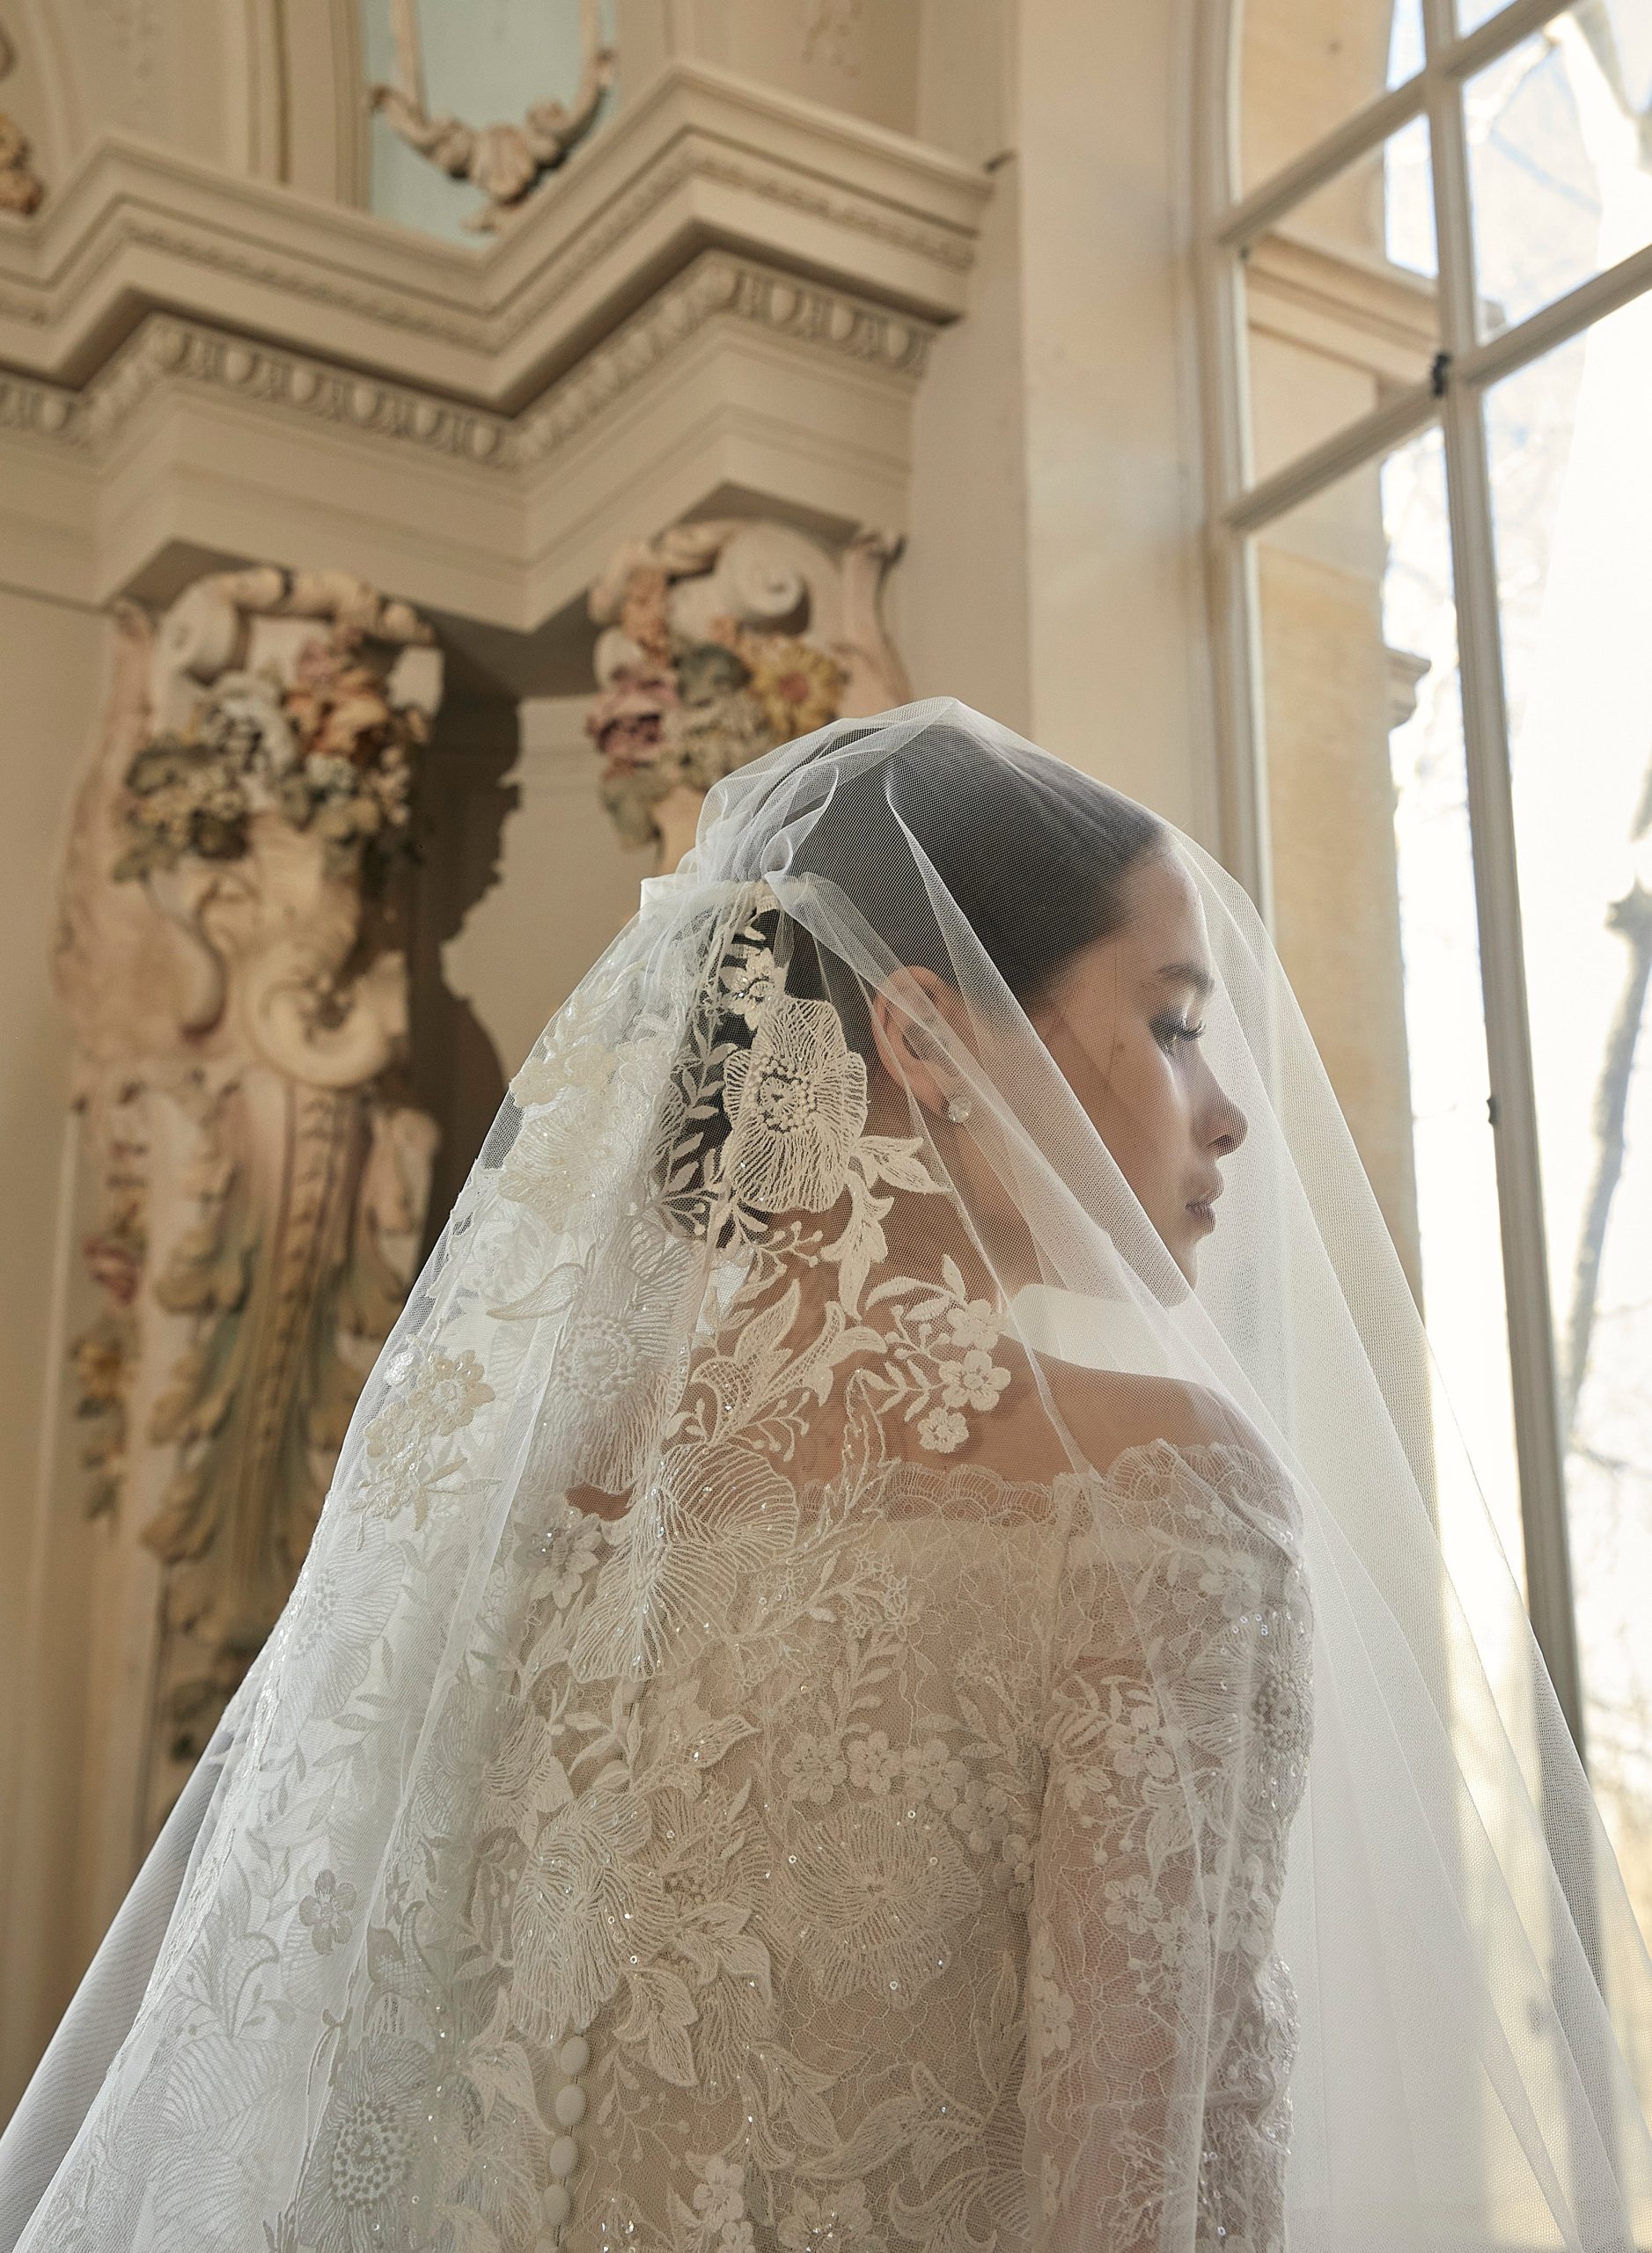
[0,62,988,383]
[585,517,909,866]
[369,0,615,233]
[52,569,442,1845]
[514,255,931,468]
[13,251,932,474]
[82,315,512,465]
[0,17,46,216]
[0,365,82,442]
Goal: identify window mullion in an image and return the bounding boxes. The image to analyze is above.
[1422,0,1586,1759]
[1193,0,1272,916]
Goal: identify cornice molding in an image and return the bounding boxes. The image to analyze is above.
[2,249,931,474]
[0,60,988,397]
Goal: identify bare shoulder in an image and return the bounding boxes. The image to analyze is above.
[1042,1360,1276,1479]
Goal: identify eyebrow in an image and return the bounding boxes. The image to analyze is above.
[1154,961,1215,998]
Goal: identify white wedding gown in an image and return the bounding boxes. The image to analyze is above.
[322,1433,1307,2253]
[11,701,1640,2253]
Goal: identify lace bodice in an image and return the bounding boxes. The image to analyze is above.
[296,1435,1311,2253]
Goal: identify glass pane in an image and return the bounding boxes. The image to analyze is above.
[1486,287,1652,1957]
[1468,4,1652,341]
[1240,0,1424,193]
[1251,433,1526,1613]
[1245,118,1437,487]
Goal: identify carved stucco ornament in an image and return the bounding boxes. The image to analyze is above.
[52,568,442,1831]
[584,521,912,871]
[370,0,614,233]
[0,21,45,216]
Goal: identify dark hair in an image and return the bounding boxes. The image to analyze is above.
[650,718,1170,1238]
[775,718,1170,1058]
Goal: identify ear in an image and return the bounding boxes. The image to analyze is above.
[869,965,971,1117]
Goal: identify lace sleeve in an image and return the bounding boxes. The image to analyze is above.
[1020,1442,1314,2253]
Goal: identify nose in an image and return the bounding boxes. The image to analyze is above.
[1207,1078,1247,1156]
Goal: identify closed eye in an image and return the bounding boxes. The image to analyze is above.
[1153,1015,1206,1051]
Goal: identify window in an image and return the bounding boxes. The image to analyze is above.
[1199,0,1652,2070]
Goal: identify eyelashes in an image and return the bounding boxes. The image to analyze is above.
[1153,1015,1207,1052]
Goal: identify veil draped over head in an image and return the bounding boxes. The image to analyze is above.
[3,696,1650,2253]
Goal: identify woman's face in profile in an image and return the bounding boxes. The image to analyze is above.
[1030,850,1248,1283]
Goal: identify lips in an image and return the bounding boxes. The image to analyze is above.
[1186,1184,1222,1227]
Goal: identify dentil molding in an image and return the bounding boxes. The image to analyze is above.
[0,252,932,467]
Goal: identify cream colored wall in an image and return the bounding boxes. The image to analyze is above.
[1015,0,1210,839]
[901,0,1214,842]
[0,589,114,2104]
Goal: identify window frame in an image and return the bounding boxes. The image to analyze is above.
[1194,0,1652,1766]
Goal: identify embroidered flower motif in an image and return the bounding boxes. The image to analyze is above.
[284,1536,403,1718]
[903,1737,969,1812]
[418,1348,494,1435]
[779,2182,884,2251]
[718,944,782,1029]
[536,1214,700,1493]
[522,1509,605,1608]
[1027,1930,1074,2060]
[295,2031,437,2251]
[510,1788,658,2044]
[917,1405,968,1454]
[1103,1680,1183,1784]
[354,1347,495,1526]
[782,1800,980,2001]
[951,1775,1012,1857]
[567,1442,798,1681]
[993,1829,1037,1912]
[501,1023,668,1223]
[720,996,868,1213]
[938,1347,1010,1414]
[297,1868,357,1956]
[692,2154,750,2235]
[783,1728,848,1806]
[845,1729,900,1795]
[946,1296,1002,1352]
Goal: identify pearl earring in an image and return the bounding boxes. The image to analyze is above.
[944,1091,973,1124]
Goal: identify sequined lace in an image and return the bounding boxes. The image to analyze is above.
[19,886,1314,2253]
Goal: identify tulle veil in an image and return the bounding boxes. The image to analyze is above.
[0,694,1648,2253]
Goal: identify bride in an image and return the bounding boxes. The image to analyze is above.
[2,697,1648,2251]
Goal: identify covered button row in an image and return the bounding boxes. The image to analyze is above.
[540,2036,591,2238]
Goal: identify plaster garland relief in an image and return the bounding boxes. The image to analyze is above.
[0,18,45,215]
[370,0,615,233]
[52,568,443,1845]
[584,517,911,868]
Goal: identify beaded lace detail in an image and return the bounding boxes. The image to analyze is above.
[16,884,1314,2253]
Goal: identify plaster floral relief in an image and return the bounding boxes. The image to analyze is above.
[584,520,911,869]
[52,567,443,1843]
